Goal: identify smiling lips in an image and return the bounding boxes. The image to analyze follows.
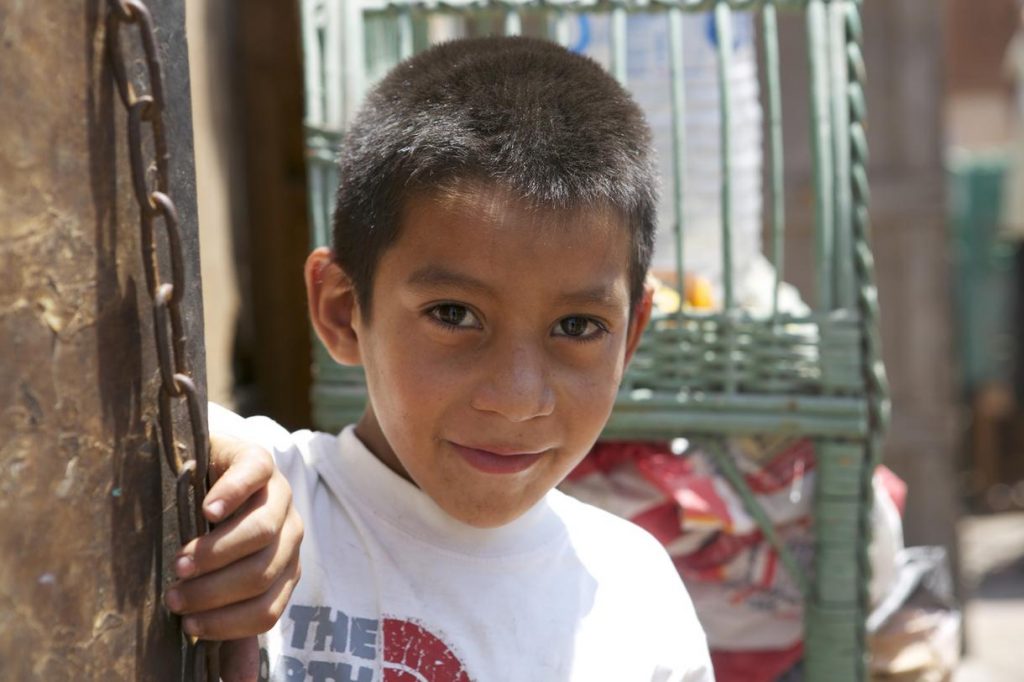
[449,442,547,474]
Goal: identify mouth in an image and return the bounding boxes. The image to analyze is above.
[448,442,547,475]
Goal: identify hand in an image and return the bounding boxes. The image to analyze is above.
[163,435,304,648]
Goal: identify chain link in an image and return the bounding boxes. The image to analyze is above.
[106,1,218,679]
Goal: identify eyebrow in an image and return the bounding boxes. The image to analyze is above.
[407,265,626,310]
[555,285,625,310]
[406,266,496,296]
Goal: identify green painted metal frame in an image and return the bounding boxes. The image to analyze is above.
[300,1,889,679]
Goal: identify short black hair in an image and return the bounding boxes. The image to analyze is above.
[332,36,657,316]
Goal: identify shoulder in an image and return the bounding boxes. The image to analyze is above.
[547,488,688,601]
[208,402,299,446]
[207,402,339,484]
[549,487,669,558]
[547,489,714,681]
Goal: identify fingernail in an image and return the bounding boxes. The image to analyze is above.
[182,616,201,637]
[206,499,225,521]
[165,588,183,613]
[175,555,196,579]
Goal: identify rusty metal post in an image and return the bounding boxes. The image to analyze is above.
[0,1,205,679]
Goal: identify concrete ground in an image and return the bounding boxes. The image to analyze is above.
[953,512,1024,682]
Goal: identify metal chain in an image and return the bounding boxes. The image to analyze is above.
[106,1,219,679]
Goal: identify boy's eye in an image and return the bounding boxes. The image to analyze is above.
[428,304,480,329]
[554,316,606,340]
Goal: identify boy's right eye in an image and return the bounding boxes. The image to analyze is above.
[428,303,481,329]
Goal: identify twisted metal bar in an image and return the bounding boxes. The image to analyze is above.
[847,4,890,680]
[845,3,889,461]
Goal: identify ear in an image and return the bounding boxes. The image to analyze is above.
[305,246,362,366]
[623,279,654,366]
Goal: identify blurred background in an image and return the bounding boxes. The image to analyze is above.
[183,0,1023,679]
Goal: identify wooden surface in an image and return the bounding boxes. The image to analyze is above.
[0,1,205,678]
[231,0,313,429]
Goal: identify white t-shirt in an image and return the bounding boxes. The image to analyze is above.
[210,405,713,682]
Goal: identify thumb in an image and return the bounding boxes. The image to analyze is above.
[202,435,274,523]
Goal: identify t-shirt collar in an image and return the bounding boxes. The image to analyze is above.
[309,425,566,558]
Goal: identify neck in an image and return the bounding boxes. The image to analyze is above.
[353,407,416,485]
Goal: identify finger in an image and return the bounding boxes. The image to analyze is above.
[168,506,302,614]
[175,471,294,579]
[204,437,275,523]
[219,637,261,682]
[181,554,302,641]
[170,541,279,616]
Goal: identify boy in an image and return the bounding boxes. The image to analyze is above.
[200,36,712,681]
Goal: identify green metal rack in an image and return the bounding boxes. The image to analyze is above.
[300,1,890,679]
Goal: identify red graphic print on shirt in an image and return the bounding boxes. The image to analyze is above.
[263,605,473,681]
[382,618,472,682]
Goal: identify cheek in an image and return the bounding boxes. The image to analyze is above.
[557,347,624,422]
[369,330,470,420]
[566,333,628,387]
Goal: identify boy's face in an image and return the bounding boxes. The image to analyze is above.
[309,185,650,528]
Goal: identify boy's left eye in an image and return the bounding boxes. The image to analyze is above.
[553,316,606,340]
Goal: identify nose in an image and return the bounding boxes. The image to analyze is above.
[470,341,555,422]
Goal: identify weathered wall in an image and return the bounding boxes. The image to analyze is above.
[945,0,1018,95]
[776,1,958,556]
[861,0,957,553]
[0,2,204,678]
